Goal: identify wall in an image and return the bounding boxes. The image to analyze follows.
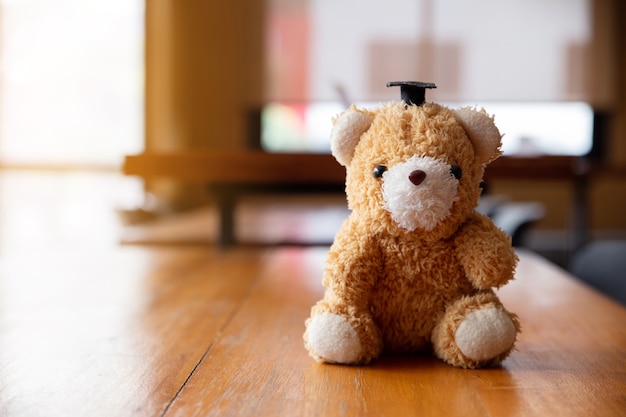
[308,0,591,103]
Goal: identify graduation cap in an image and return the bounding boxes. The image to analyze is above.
[387,81,436,106]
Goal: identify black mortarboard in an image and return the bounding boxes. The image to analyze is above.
[386,81,437,106]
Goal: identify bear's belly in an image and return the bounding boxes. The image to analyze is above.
[370,245,475,353]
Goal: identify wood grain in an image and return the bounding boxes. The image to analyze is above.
[164,249,626,417]
[0,248,624,417]
[0,248,263,417]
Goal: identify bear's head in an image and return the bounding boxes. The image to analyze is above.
[331,100,502,241]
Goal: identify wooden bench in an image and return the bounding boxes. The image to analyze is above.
[123,151,589,246]
[123,151,347,245]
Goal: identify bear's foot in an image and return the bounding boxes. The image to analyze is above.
[432,292,520,368]
[305,312,361,364]
[454,307,517,362]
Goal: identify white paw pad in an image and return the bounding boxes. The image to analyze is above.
[307,312,361,364]
[454,308,516,361]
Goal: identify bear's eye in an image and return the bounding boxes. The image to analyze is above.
[373,164,387,179]
[450,165,463,180]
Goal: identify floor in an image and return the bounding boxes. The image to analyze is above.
[0,170,141,254]
[0,169,350,252]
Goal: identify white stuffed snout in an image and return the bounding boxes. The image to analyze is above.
[382,155,459,232]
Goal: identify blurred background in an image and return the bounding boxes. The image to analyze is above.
[0,0,145,253]
[0,0,624,264]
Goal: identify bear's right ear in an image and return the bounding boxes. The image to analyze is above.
[330,105,374,166]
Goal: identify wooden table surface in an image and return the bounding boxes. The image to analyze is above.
[0,247,624,417]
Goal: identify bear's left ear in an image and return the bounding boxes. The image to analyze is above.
[452,107,503,164]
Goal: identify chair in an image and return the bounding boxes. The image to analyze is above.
[569,240,626,305]
[478,195,545,247]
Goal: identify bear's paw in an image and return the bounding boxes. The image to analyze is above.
[454,307,516,361]
[306,312,361,364]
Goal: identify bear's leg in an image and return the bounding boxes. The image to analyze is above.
[431,292,520,369]
[304,302,382,365]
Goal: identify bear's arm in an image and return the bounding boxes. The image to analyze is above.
[320,218,383,311]
[454,212,518,289]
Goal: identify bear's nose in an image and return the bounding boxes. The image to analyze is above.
[409,170,426,186]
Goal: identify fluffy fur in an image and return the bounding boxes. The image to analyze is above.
[382,155,459,232]
[304,101,520,369]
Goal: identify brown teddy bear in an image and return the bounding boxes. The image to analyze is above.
[304,82,520,369]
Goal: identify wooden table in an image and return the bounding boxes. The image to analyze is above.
[1,247,624,416]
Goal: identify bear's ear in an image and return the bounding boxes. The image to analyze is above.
[452,107,503,164]
[330,105,374,166]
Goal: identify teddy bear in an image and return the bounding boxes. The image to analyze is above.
[303,81,520,369]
